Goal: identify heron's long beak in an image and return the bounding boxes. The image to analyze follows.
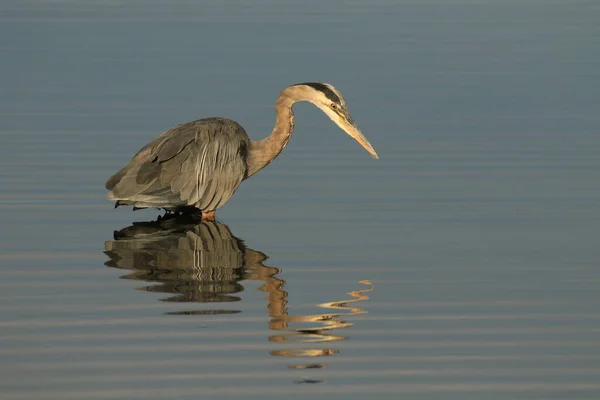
[337,114,379,159]
[317,103,379,159]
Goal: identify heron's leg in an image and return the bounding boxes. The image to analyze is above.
[201,210,216,221]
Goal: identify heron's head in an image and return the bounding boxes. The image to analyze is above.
[291,82,379,159]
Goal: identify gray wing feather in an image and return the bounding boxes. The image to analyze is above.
[106,118,249,211]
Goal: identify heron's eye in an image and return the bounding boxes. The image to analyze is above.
[330,103,338,109]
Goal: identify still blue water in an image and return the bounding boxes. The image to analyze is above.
[1,1,599,399]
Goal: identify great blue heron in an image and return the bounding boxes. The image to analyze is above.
[106,82,378,220]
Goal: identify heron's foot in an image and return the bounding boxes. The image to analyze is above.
[201,210,216,221]
[167,206,200,215]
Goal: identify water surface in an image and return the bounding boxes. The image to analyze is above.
[1,1,599,399]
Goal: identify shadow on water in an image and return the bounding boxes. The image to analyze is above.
[104,215,373,383]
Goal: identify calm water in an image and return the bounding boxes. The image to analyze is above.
[1,1,600,399]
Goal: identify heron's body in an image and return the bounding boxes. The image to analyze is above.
[106,83,378,220]
[106,118,249,215]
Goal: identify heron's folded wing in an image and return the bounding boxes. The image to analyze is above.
[136,119,249,210]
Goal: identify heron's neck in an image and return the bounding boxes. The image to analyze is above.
[246,92,299,179]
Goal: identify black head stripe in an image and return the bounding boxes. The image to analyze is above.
[295,82,341,104]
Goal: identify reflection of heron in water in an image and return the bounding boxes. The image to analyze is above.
[265,279,373,379]
[105,83,378,221]
[104,215,270,309]
[104,216,373,376]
